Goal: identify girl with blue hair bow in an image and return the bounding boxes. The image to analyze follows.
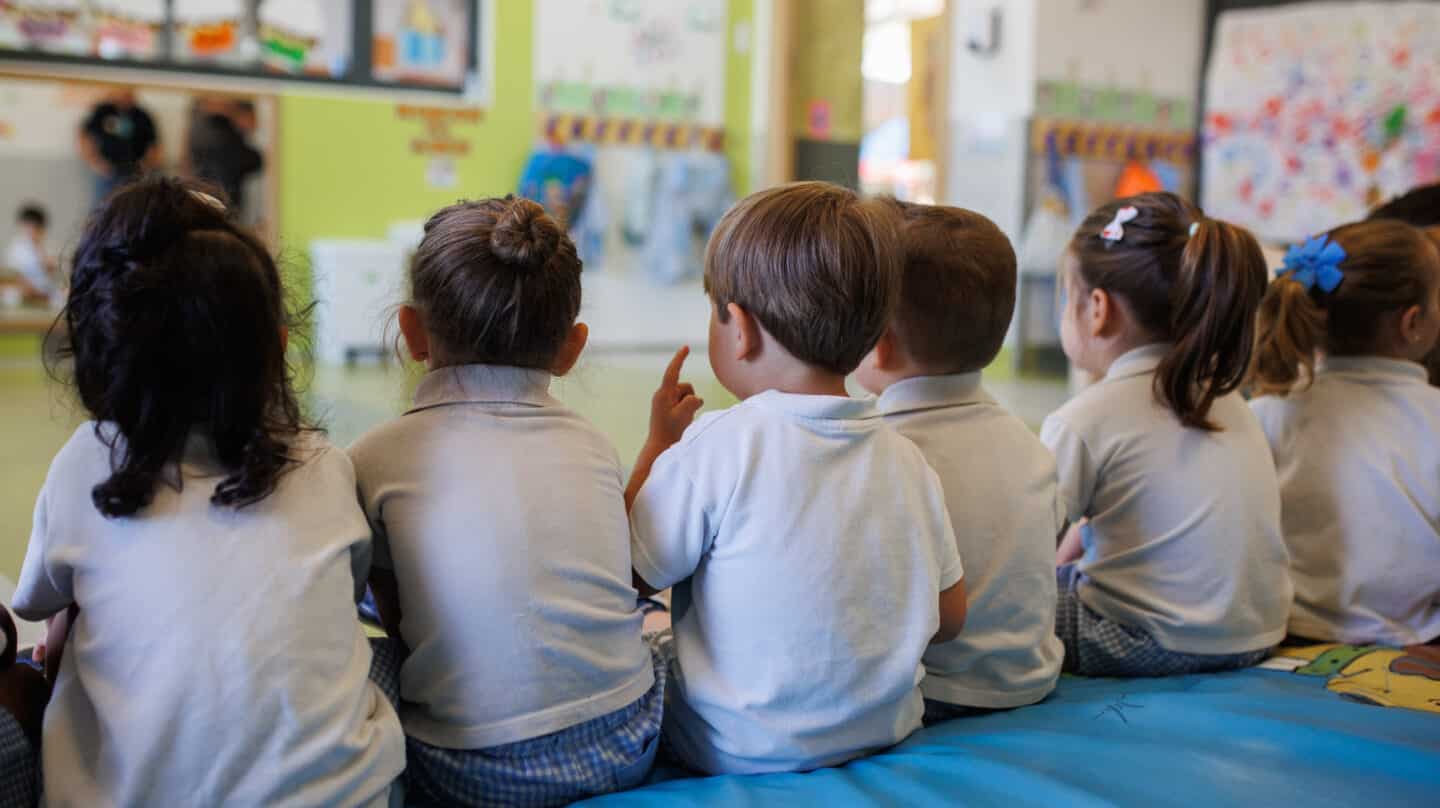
[1250,220,1440,647]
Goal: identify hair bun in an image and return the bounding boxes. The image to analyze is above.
[490,199,561,273]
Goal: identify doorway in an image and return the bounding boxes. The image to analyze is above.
[860,0,947,203]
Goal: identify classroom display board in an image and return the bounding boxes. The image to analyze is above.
[1202,2,1440,243]
[534,0,728,127]
[0,0,476,93]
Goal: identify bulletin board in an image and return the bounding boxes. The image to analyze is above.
[0,0,479,95]
[533,0,728,127]
[1201,1,1440,243]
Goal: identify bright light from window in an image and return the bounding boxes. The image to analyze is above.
[862,21,911,84]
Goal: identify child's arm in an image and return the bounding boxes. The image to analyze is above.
[625,346,704,511]
[933,578,968,644]
[1056,521,1085,565]
[368,568,406,646]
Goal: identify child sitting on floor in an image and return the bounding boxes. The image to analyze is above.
[856,201,1063,722]
[1249,219,1440,647]
[350,197,663,806]
[1368,182,1440,386]
[626,181,967,775]
[1043,192,1292,677]
[13,178,404,806]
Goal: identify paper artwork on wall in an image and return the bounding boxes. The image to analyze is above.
[0,1,89,55]
[371,0,470,89]
[1202,2,1440,243]
[534,0,728,126]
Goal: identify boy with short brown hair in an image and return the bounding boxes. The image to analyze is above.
[857,200,1065,723]
[626,182,968,775]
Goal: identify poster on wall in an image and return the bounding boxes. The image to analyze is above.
[534,0,728,126]
[0,1,89,55]
[1202,2,1440,244]
[258,0,350,77]
[171,0,251,66]
[371,0,470,89]
[91,0,166,60]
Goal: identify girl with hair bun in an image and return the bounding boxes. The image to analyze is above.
[350,196,665,805]
[1042,192,1293,677]
[1250,219,1440,646]
[13,177,405,806]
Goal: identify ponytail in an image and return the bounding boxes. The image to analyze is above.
[1071,193,1269,431]
[1156,219,1269,429]
[1249,277,1326,397]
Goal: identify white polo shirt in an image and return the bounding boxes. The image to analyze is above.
[1040,345,1292,655]
[1251,356,1440,646]
[630,390,963,776]
[349,364,654,750]
[14,425,404,808]
[878,373,1064,708]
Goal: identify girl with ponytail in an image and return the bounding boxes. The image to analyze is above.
[1042,192,1293,677]
[1249,220,1440,646]
[12,178,405,806]
[349,197,664,805]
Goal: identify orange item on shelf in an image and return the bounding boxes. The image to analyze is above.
[1114,159,1163,198]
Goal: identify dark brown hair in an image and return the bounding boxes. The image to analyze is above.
[704,181,901,375]
[1369,182,1440,228]
[1250,219,1440,396]
[882,199,1016,373]
[410,196,582,369]
[55,177,309,518]
[1070,192,1268,430]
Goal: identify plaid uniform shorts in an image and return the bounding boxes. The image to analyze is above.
[1055,564,1271,677]
[369,637,665,808]
[0,711,36,808]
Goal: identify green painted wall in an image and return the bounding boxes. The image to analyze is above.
[278,0,755,287]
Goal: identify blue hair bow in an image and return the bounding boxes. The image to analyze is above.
[1279,235,1346,293]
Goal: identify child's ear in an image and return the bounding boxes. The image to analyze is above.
[397,305,431,363]
[1088,288,1116,338]
[727,302,762,362]
[551,322,590,376]
[871,327,899,371]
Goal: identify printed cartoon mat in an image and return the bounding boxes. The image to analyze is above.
[582,648,1440,807]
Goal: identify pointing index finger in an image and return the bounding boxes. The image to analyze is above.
[663,346,691,388]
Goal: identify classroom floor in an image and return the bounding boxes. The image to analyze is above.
[0,348,1069,585]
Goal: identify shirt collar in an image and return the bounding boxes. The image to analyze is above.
[1103,343,1172,382]
[749,389,880,422]
[408,364,559,414]
[1317,355,1429,383]
[876,372,995,416]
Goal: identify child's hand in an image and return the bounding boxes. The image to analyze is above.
[647,347,704,452]
[1056,522,1085,566]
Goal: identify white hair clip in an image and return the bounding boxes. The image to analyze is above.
[1101,206,1139,243]
[1189,221,1200,237]
[189,189,227,212]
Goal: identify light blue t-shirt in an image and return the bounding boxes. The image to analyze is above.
[630,391,963,775]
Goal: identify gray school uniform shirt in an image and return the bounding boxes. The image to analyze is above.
[14,425,405,808]
[1041,345,1293,655]
[1251,356,1440,646]
[878,373,1064,709]
[349,364,655,750]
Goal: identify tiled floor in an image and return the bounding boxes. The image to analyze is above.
[0,348,1070,583]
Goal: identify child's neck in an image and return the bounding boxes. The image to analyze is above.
[737,358,849,398]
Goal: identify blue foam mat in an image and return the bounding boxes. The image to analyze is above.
[579,669,1440,806]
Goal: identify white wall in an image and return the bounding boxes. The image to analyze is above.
[944,0,1036,238]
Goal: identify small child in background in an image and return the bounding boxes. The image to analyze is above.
[12,178,404,806]
[1368,182,1440,386]
[350,197,662,806]
[855,201,1063,723]
[1043,192,1292,677]
[3,205,58,304]
[627,182,967,775]
[1249,220,1440,646]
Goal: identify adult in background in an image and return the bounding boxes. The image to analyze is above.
[77,87,161,206]
[187,97,263,218]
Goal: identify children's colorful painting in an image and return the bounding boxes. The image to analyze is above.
[1202,2,1440,244]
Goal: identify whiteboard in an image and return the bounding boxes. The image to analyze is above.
[534,0,728,126]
